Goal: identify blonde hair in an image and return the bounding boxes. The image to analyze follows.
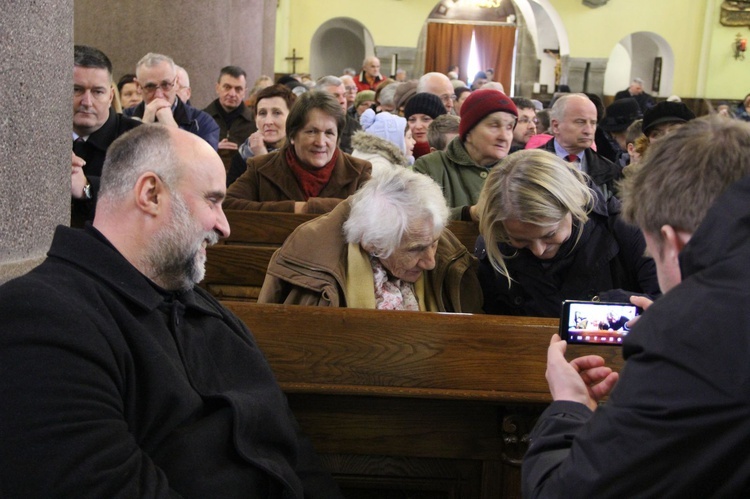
[477,149,593,283]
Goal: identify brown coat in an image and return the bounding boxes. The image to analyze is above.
[258,200,484,313]
[223,148,372,213]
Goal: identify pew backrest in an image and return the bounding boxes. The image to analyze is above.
[204,211,481,301]
[225,302,625,403]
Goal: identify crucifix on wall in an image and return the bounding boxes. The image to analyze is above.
[285,49,303,73]
[544,49,561,88]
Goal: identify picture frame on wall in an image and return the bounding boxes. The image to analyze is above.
[652,57,662,93]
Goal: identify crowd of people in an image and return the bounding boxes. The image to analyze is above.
[2,43,750,496]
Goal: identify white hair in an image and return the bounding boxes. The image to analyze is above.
[344,168,449,258]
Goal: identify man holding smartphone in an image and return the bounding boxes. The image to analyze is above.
[523,116,750,497]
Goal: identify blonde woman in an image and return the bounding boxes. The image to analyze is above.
[475,149,659,317]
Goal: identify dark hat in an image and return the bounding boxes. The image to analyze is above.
[600,98,642,132]
[458,89,518,141]
[642,101,696,135]
[404,92,447,120]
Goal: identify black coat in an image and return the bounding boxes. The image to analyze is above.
[523,175,750,497]
[476,193,659,317]
[539,138,623,200]
[614,89,655,112]
[0,226,341,499]
[72,109,141,226]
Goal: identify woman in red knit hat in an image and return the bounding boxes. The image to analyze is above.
[413,89,517,221]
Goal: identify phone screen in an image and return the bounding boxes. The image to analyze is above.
[560,300,642,345]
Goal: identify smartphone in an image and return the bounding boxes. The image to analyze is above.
[560,300,642,345]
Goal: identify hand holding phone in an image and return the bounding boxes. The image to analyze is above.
[560,300,643,346]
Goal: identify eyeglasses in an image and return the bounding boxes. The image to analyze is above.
[141,77,176,94]
[344,85,357,92]
[439,94,457,103]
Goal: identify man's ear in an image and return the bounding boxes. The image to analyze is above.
[134,172,166,216]
[659,224,691,258]
[550,118,559,135]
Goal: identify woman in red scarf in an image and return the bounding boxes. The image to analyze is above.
[224,91,371,213]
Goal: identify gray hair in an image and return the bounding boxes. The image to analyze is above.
[549,93,590,123]
[98,124,180,206]
[315,75,343,90]
[378,83,399,108]
[136,52,176,79]
[344,168,449,259]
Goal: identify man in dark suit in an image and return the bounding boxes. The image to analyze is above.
[614,77,655,112]
[539,93,621,201]
[71,45,141,226]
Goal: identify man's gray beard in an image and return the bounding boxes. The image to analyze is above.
[145,193,219,291]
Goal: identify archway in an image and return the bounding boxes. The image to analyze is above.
[415,0,569,97]
[604,32,675,98]
[310,17,375,80]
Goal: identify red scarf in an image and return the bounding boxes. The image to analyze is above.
[285,147,339,200]
[413,141,432,160]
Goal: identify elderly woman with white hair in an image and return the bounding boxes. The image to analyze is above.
[258,167,483,312]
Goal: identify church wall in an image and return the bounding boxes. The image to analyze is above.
[277,0,750,100]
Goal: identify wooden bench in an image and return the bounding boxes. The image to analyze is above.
[203,210,481,301]
[226,302,626,498]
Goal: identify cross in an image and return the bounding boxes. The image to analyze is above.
[285,49,303,73]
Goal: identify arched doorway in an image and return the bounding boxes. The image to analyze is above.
[415,0,569,97]
[604,32,675,98]
[309,17,375,80]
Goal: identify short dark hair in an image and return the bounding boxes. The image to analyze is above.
[285,90,345,145]
[455,87,471,101]
[255,84,296,113]
[511,97,536,111]
[117,74,137,94]
[218,65,247,82]
[74,45,112,76]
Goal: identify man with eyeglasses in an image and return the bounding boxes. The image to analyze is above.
[416,72,456,114]
[71,45,141,227]
[340,74,358,110]
[510,97,538,153]
[124,52,219,150]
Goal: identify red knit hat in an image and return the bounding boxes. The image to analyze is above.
[458,89,518,141]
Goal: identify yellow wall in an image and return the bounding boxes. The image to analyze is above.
[276,0,750,99]
[275,0,436,74]
[703,1,750,99]
[549,0,709,98]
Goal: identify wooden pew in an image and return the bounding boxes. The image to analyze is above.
[226,303,625,499]
[203,210,481,301]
